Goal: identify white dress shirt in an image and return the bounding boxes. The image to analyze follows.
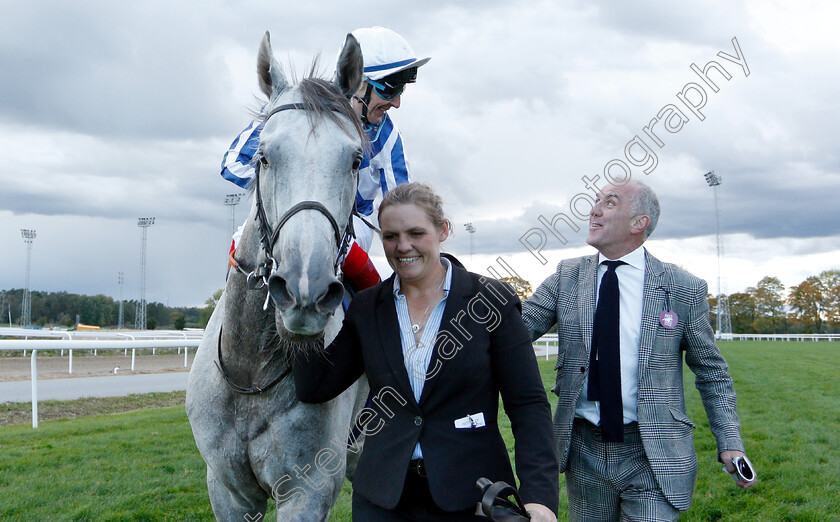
[393,257,453,459]
[575,246,646,425]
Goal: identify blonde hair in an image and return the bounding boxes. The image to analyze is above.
[378,182,450,230]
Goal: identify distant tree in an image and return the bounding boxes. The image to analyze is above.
[752,276,786,333]
[200,289,224,327]
[172,312,186,330]
[818,269,840,331]
[707,293,718,330]
[498,276,533,301]
[728,292,757,333]
[146,302,171,328]
[788,277,824,333]
[147,317,158,330]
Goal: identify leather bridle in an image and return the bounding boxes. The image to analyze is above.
[235,103,357,305]
[217,101,358,395]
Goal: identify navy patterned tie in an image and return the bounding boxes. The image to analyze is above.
[588,260,626,442]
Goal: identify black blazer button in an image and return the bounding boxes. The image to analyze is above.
[580,366,586,373]
[414,416,423,427]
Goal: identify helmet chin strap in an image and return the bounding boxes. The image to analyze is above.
[353,82,375,127]
[353,82,385,138]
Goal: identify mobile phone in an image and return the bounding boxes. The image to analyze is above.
[723,456,756,482]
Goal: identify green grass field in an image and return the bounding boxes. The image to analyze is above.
[0,341,838,520]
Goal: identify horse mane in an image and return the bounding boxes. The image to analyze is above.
[299,76,365,143]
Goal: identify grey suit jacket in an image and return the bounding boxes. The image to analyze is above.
[522,249,745,511]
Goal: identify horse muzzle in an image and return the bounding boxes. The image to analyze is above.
[267,262,344,335]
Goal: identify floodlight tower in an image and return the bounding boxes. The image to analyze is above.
[117,272,125,329]
[20,229,36,328]
[224,193,244,240]
[703,172,732,336]
[136,217,155,330]
[464,223,476,263]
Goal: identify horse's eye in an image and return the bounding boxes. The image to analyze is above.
[259,156,269,168]
[352,157,362,171]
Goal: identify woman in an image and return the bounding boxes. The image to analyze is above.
[293,182,558,521]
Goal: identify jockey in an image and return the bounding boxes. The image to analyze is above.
[221,27,430,292]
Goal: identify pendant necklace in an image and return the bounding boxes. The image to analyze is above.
[409,274,446,334]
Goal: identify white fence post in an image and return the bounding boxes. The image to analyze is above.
[30,349,38,429]
[1,330,205,429]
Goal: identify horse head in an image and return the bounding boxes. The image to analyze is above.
[245,32,364,338]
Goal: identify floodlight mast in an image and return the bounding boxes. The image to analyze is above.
[136,217,155,330]
[703,172,731,336]
[117,272,125,329]
[464,222,476,263]
[20,229,36,328]
[224,193,243,240]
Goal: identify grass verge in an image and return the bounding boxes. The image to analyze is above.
[0,392,187,427]
[0,341,838,520]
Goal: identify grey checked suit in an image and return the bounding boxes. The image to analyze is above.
[522,250,745,511]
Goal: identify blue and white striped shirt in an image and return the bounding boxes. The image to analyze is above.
[220,112,411,217]
[393,257,453,460]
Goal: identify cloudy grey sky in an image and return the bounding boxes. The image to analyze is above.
[2,0,838,307]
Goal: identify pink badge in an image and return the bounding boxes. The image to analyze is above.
[659,310,678,329]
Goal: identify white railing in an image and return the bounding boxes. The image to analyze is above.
[726,333,840,341]
[534,333,558,360]
[0,326,204,339]
[0,327,203,357]
[0,337,202,429]
[531,332,838,362]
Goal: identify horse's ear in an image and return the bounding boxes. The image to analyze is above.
[335,33,363,98]
[258,31,288,99]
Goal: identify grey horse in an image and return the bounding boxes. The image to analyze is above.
[187,32,369,521]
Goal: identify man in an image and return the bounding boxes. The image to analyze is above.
[221,27,429,290]
[523,180,756,520]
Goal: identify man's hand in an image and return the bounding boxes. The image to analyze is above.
[720,450,757,489]
[524,503,557,522]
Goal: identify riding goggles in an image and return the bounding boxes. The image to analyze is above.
[366,66,418,101]
[366,79,403,100]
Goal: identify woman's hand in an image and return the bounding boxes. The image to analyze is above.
[524,503,557,522]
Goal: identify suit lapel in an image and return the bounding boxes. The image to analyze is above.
[375,277,420,410]
[579,255,599,354]
[638,250,666,377]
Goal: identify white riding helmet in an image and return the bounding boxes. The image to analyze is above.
[350,27,430,81]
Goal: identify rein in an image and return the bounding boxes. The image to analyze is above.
[214,326,291,395]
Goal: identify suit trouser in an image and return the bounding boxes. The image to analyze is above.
[566,418,680,522]
[352,468,481,521]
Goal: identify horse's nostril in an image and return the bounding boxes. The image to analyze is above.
[268,275,294,308]
[316,281,345,314]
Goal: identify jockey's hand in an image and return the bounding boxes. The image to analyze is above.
[524,503,556,522]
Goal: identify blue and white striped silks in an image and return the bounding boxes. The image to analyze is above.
[220,112,411,218]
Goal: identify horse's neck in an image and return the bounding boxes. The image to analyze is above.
[222,272,273,343]
[226,208,266,314]
[219,269,289,381]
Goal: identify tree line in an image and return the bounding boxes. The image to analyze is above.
[500,270,840,335]
[0,288,202,330]
[7,267,837,334]
[710,269,840,334]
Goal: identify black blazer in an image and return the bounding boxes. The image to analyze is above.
[294,255,558,513]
